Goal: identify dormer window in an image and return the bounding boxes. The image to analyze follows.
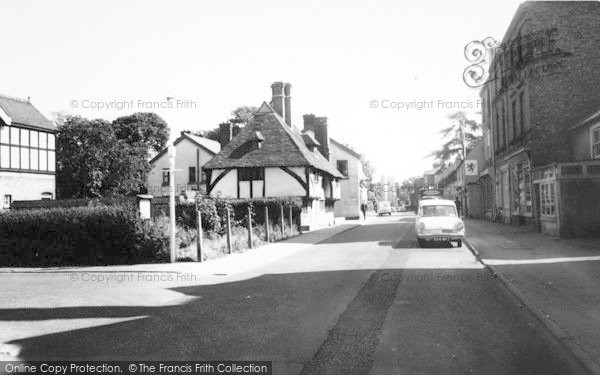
[301,131,320,153]
[251,131,265,150]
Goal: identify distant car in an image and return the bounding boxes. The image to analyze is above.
[415,199,464,247]
[398,204,407,212]
[377,201,392,216]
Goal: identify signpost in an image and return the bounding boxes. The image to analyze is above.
[168,145,177,263]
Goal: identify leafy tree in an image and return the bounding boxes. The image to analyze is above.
[192,105,257,141]
[56,113,169,198]
[429,111,482,173]
[230,106,257,126]
[56,116,115,198]
[112,112,169,152]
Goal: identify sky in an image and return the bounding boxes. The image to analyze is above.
[0,0,525,181]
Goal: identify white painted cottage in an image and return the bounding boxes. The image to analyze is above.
[147,131,220,197]
[202,82,343,231]
[329,138,367,219]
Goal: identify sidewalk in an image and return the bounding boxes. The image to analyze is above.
[464,219,600,374]
[0,223,362,276]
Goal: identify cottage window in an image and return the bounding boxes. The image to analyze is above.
[591,124,600,159]
[162,169,170,186]
[540,182,556,217]
[337,160,349,177]
[3,195,11,209]
[189,167,196,183]
[238,167,264,181]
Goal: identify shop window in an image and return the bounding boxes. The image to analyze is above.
[540,182,556,217]
[523,166,532,215]
[591,124,600,159]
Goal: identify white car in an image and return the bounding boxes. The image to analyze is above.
[415,199,464,247]
[377,201,392,216]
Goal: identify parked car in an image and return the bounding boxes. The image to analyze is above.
[377,201,392,216]
[415,198,464,247]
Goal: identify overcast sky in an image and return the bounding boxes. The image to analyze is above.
[1,0,525,181]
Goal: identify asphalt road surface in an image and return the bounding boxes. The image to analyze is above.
[0,213,588,374]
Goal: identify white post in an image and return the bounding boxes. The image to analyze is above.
[169,145,177,263]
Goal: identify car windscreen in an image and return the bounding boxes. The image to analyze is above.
[421,205,457,217]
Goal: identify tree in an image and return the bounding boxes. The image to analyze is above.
[429,111,482,173]
[193,105,257,141]
[56,116,116,198]
[56,113,169,198]
[112,112,169,153]
[230,106,257,126]
[360,155,375,185]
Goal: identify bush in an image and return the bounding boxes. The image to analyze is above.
[0,205,168,266]
[176,194,234,235]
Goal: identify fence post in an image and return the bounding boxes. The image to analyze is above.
[264,205,270,242]
[196,200,203,262]
[280,203,285,238]
[289,206,293,232]
[247,206,253,249]
[226,207,232,254]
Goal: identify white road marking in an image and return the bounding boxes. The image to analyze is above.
[484,256,600,265]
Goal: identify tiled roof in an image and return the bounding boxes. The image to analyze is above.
[0,94,55,131]
[203,102,343,178]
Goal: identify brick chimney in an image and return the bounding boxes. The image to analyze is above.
[219,122,233,148]
[284,83,292,127]
[271,82,285,122]
[313,116,330,160]
[303,114,316,132]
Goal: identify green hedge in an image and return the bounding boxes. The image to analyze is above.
[0,206,168,266]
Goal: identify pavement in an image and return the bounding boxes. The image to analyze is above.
[0,213,590,374]
[464,218,600,375]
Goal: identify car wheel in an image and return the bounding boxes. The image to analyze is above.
[456,240,462,247]
[418,239,425,247]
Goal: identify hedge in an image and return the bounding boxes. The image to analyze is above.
[0,205,168,266]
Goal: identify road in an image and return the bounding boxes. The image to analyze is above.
[0,213,589,374]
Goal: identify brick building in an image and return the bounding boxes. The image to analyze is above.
[480,1,600,235]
